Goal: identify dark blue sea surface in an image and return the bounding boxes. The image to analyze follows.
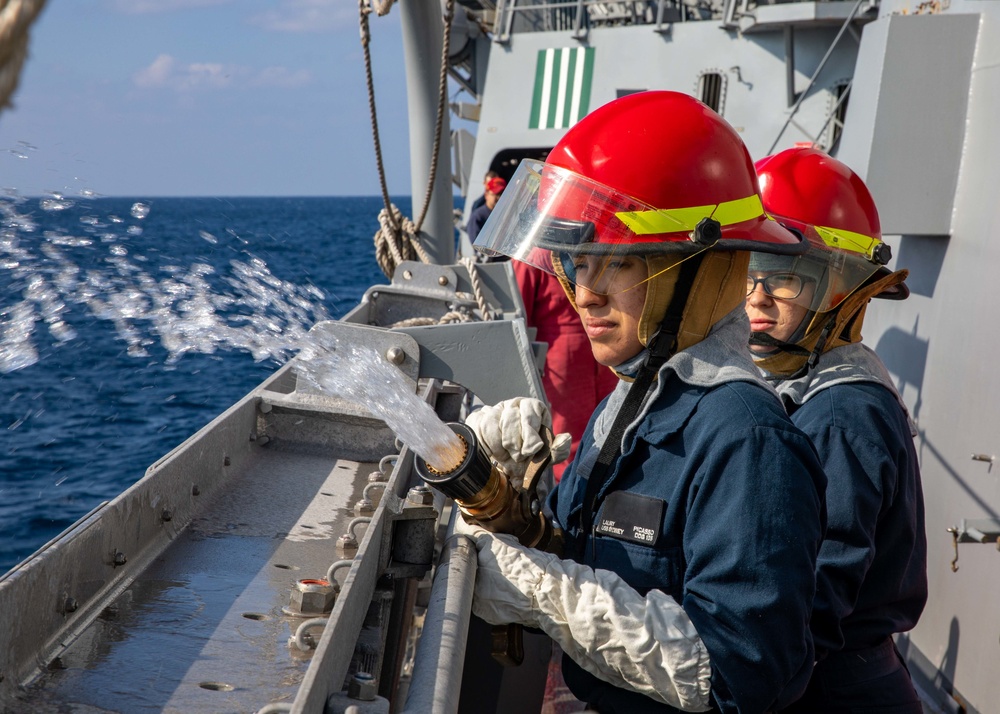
[0,196,408,572]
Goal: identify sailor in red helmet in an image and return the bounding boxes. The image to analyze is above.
[745,147,927,712]
[462,91,827,713]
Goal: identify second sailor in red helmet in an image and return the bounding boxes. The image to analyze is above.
[464,91,828,713]
[746,147,927,713]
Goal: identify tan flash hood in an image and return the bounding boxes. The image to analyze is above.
[552,250,751,376]
[754,268,909,378]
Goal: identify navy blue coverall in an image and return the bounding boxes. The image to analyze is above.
[775,344,927,714]
[549,343,827,714]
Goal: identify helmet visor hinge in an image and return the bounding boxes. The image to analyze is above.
[692,217,722,247]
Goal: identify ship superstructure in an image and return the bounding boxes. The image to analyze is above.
[1,1,998,712]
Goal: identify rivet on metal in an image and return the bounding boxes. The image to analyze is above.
[438,275,449,286]
[224,455,231,466]
[62,596,79,614]
[192,485,201,496]
[112,550,128,567]
[161,509,173,522]
[386,346,405,365]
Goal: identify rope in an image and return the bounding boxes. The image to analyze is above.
[359,0,396,232]
[359,0,456,278]
[373,204,433,278]
[459,257,495,321]
[386,257,497,327]
[0,0,48,113]
[389,311,474,328]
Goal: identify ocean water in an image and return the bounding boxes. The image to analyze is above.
[0,195,407,572]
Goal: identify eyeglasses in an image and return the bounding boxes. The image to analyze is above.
[746,272,805,300]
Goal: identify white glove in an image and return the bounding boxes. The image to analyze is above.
[466,397,572,471]
[550,431,572,465]
[467,529,712,711]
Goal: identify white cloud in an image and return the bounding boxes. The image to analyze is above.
[249,0,357,33]
[133,54,238,90]
[133,54,177,88]
[133,55,311,91]
[112,0,232,14]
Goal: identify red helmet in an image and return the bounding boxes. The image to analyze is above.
[751,147,907,311]
[475,91,804,295]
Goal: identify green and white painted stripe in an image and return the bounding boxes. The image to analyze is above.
[529,47,595,130]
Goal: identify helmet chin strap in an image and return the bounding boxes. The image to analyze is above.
[579,251,707,553]
[748,331,810,355]
[752,269,908,379]
[749,327,829,381]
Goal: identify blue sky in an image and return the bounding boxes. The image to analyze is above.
[0,0,423,197]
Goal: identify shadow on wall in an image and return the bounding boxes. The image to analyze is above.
[874,320,927,420]
[896,234,950,299]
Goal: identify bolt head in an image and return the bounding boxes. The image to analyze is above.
[407,485,434,506]
[354,498,374,516]
[438,275,449,286]
[348,672,378,701]
[289,579,336,615]
[385,346,405,365]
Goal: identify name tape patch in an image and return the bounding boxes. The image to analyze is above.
[595,491,665,546]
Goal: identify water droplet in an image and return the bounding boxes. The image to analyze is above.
[40,197,73,212]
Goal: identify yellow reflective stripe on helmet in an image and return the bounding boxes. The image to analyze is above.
[814,225,881,259]
[615,194,765,235]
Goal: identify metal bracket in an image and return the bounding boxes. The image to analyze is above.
[946,518,1000,572]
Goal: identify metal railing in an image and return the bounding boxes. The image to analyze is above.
[493,0,709,42]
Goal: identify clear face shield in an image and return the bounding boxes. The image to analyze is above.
[747,223,885,313]
[473,159,717,296]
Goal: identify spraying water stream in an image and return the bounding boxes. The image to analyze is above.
[293,330,466,473]
[1,190,465,482]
